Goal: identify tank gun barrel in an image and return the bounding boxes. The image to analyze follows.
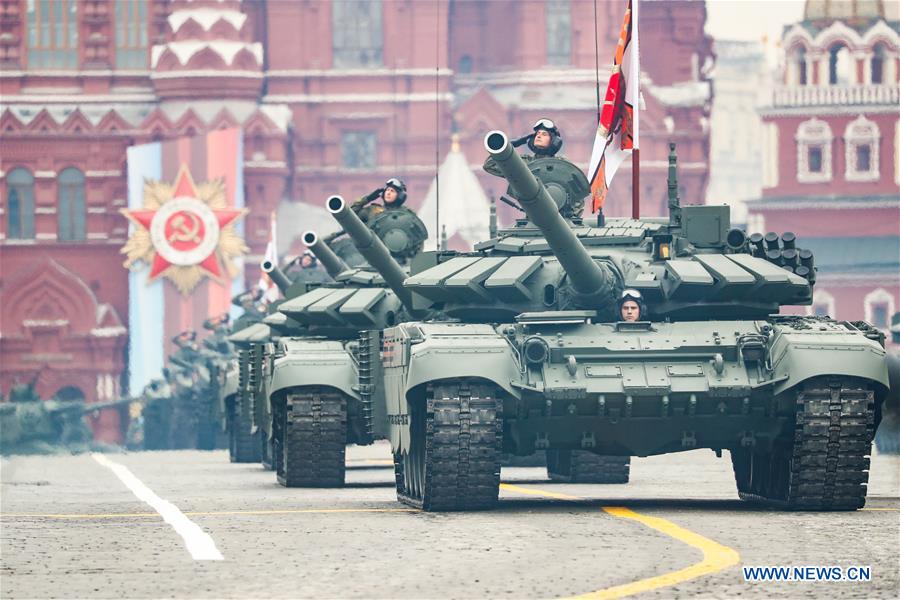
[326,195,413,308]
[483,130,616,299]
[261,260,292,293]
[302,230,350,278]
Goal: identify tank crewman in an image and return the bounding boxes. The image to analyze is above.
[350,177,409,224]
[484,118,584,217]
[618,289,646,322]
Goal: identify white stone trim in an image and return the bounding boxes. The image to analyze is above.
[806,289,836,317]
[1,93,157,103]
[168,8,247,33]
[151,40,263,68]
[795,118,833,183]
[34,170,57,178]
[264,92,454,104]
[87,207,107,214]
[760,103,900,117]
[35,207,57,214]
[245,160,287,169]
[0,70,151,78]
[85,170,123,178]
[87,233,109,240]
[35,233,56,240]
[844,115,881,182]
[150,70,263,80]
[268,68,454,78]
[749,199,898,211]
[864,288,895,329]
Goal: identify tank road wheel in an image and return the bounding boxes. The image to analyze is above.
[228,397,261,463]
[395,380,502,511]
[733,377,876,510]
[546,450,631,484]
[278,388,347,488]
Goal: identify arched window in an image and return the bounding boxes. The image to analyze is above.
[790,46,808,85]
[115,0,149,68]
[6,168,35,239]
[457,55,473,74]
[58,167,86,241]
[26,0,78,69]
[796,118,833,183]
[332,1,383,68]
[871,43,886,84]
[844,115,880,182]
[828,43,853,85]
[864,288,894,330]
[546,0,572,66]
[806,289,835,317]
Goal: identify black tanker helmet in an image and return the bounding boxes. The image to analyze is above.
[383,178,408,205]
[527,118,563,157]
[617,288,646,317]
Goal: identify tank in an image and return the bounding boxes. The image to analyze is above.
[375,130,890,512]
[874,315,900,454]
[1,392,134,455]
[263,202,427,487]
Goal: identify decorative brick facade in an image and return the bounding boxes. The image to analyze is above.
[747,0,899,335]
[0,0,714,439]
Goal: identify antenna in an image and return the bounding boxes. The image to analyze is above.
[667,142,682,228]
[434,0,441,250]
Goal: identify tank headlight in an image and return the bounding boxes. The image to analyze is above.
[523,337,550,365]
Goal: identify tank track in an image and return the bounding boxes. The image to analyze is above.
[277,387,347,487]
[228,395,261,463]
[546,450,631,484]
[734,377,876,510]
[395,380,502,511]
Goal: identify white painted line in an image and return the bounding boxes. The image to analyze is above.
[91,453,224,561]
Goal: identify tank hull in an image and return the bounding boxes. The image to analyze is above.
[385,315,888,510]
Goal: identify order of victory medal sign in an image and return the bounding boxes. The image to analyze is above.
[120,165,248,294]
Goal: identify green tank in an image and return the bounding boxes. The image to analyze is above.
[874,316,900,454]
[375,130,890,512]
[264,201,426,487]
[1,391,134,455]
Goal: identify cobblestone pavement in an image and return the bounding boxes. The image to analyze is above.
[1,444,898,599]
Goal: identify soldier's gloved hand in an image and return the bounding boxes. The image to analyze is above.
[511,134,531,148]
[365,187,385,203]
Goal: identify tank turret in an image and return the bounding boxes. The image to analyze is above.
[303,231,349,278]
[326,195,413,308]
[484,130,619,302]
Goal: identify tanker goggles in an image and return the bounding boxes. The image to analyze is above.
[533,118,557,131]
[385,178,404,189]
[619,289,643,303]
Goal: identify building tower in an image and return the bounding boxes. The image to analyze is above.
[746,0,899,331]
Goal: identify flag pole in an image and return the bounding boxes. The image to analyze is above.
[632,148,639,219]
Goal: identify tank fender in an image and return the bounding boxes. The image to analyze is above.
[268,339,360,402]
[404,326,521,401]
[770,330,889,396]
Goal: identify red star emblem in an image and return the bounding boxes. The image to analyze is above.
[122,165,245,282]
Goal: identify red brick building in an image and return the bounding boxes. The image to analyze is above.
[747,0,899,335]
[0,0,713,439]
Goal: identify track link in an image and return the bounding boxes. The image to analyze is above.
[395,380,502,511]
[228,395,261,463]
[278,387,347,488]
[547,450,631,484]
[734,377,876,510]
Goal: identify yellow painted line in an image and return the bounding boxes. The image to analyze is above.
[1,507,415,520]
[861,507,900,511]
[501,484,740,600]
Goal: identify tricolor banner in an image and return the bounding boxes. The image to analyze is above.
[124,129,246,394]
[588,0,640,213]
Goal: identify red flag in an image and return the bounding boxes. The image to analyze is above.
[588,0,640,213]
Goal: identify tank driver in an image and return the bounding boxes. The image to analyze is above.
[618,289,646,322]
